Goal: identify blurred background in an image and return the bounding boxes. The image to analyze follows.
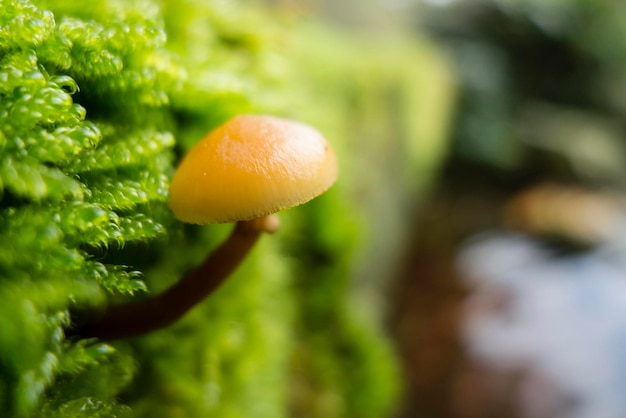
[347,0,626,417]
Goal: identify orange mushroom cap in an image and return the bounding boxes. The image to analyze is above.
[168,115,338,224]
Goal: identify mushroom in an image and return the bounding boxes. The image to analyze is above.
[73,115,338,339]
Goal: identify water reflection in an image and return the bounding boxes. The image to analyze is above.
[458,233,626,418]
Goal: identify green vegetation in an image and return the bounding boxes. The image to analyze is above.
[0,0,454,417]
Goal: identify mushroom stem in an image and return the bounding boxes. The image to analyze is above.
[71,214,280,340]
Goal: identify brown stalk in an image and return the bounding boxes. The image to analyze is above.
[71,215,279,340]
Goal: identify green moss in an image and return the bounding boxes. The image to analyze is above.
[0,0,177,415]
[0,0,454,417]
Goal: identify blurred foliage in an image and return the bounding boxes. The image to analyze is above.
[420,0,626,189]
[0,0,454,417]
